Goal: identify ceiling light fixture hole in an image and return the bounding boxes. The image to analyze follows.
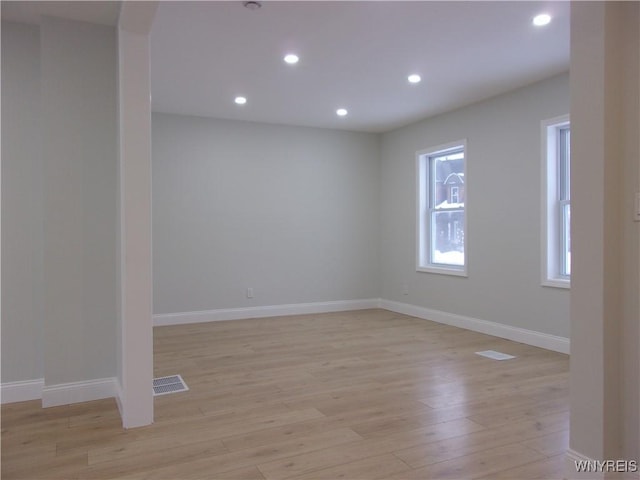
[243,1,262,11]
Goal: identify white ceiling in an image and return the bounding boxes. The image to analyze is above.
[150,1,570,133]
[1,1,570,133]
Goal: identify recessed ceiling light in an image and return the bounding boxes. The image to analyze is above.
[408,74,422,84]
[336,108,348,117]
[533,13,551,26]
[284,54,299,64]
[234,96,247,105]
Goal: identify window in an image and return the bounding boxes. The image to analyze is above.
[417,141,466,276]
[450,186,459,204]
[542,115,570,287]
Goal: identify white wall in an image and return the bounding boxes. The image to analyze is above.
[2,18,120,403]
[1,22,44,384]
[618,2,640,461]
[152,114,380,314]
[616,2,639,462]
[379,73,570,339]
[568,2,639,469]
[39,17,118,387]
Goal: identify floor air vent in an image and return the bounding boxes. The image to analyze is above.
[153,374,189,396]
[475,350,516,361]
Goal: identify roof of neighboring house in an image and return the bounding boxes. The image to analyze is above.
[444,173,465,184]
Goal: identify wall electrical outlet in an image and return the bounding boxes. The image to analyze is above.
[635,192,640,222]
[246,287,254,298]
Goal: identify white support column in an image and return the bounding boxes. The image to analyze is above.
[568,2,640,477]
[117,1,158,429]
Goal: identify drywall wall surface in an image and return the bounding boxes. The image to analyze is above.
[379,73,570,338]
[619,0,640,462]
[40,17,118,385]
[1,21,45,383]
[152,114,380,314]
[569,1,639,464]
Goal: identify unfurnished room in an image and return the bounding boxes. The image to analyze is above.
[1,1,639,479]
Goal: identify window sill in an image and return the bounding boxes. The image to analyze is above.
[417,265,467,277]
[542,278,570,289]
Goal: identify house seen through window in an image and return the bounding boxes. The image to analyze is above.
[417,141,466,275]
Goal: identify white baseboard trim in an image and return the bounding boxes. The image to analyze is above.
[154,299,380,327]
[153,298,569,353]
[115,380,124,423]
[0,378,44,404]
[42,377,117,408]
[379,299,570,354]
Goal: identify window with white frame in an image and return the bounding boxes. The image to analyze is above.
[417,141,467,276]
[542,115,570,287]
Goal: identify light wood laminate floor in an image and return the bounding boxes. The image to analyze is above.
[2,309,569,479]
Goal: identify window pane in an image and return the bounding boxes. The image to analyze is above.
[431,151,464,209]
[559,127,570,201]
[562,203,571,276]
[431,210,465,266]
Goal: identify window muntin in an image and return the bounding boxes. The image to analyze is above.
[417,142,466,275]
